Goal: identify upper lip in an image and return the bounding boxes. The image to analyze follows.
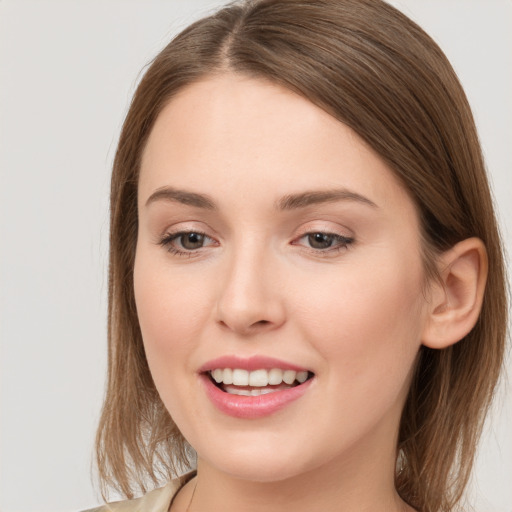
[198,355,310,373]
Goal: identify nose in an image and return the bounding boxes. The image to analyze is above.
[215,242,286,336]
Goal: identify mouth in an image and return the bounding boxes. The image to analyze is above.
[205,368,315,396]
[199,356,315,418]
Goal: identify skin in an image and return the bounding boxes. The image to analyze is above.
[134,74,431,512]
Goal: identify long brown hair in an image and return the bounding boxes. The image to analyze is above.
[95,1,508,510]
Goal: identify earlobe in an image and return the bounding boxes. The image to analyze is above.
[422,237,488,349]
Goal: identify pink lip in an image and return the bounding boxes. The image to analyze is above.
[198,355,308,373]
[200,373,313,419]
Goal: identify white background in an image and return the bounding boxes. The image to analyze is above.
[0,1,510,511]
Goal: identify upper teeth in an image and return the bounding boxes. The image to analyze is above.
[210,368,309,386]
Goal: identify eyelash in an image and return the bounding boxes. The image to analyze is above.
[158,230,354,258]
[293,232,354,256]
[159,230,214,258]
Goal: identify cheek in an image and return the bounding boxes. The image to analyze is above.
[133,250,210,375]
[294,253,425,400]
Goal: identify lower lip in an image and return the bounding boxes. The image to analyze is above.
[200,374,313,419]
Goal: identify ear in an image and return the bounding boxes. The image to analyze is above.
[422,237,488,349]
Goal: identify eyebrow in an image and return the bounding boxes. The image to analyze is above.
[276,189,378,210]
[145,186,378,210]
[145,186,216,209]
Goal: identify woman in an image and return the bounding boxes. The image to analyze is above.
[88,0,508,511]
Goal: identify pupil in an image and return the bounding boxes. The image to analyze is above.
[309,233,333,249]
[182,233,204,250]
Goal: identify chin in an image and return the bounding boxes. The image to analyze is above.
[208,457,308,483]
[196,436,327,484]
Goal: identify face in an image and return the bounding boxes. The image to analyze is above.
[134,74,429,483]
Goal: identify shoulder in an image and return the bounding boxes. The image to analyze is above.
[81,472,196,512]
[80,483,175,512]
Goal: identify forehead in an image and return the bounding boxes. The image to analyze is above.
[139,74,415,218]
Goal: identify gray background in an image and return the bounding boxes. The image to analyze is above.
[1,1,510,511]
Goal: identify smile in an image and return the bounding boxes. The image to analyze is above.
[209,368,310,396]
[199,357,315,418]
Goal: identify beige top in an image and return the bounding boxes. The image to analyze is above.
[82,472,196,512]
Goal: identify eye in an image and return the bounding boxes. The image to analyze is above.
[159,230,217,256]
[307,232,338,249]
[294,231,354,254]
[177,232,207,250]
